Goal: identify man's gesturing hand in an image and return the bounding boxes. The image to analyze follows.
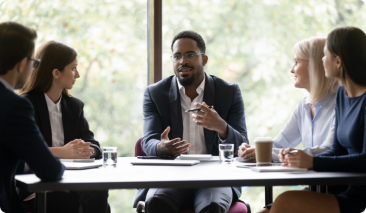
[191,102,228,139]
[156,126,191,156]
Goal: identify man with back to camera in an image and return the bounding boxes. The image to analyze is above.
[0,22,65,213]
[134,31,248,213]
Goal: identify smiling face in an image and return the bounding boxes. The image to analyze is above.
[290,56,310,90]
[53,57,80,90]
[172,38,207,87]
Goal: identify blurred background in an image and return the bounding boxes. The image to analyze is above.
[1,0,366,212]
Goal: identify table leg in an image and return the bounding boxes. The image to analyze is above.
[36,192,47,213]
[316,185,326,193]
[309,185,317,191]
[265,186,273,205]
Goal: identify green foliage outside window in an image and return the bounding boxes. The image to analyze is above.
[1,0,365,212]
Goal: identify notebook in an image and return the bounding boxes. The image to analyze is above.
[250,166,308,173]
[62,162,103,170]
[179,154,212,161]
[130,159,200,166]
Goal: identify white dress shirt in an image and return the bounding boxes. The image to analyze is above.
[272,92,336,162]
[0,77,13,91]
[44,93,65,147]
[177,77,208,154]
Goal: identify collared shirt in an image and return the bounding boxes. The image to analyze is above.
[0,77,13,91]
[177,76,208,154]
[44,93,64,147]
[272,92,336,161]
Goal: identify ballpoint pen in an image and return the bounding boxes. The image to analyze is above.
[185,106,214,112]
[282,150,298,156]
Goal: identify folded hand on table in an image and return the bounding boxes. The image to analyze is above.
[62,139,94,159]
[238,143,256,161]
[279,148,313,169]
[157,126,191,156]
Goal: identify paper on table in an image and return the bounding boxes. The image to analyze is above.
[62,162,102,170]
[131,159,200,166]
[251,166,308,173]
[179,154,212,160]
[236,157,256,163]
[176,155,220,162]
[60,158,95,162]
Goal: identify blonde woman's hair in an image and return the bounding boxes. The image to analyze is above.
[293,36,339,103]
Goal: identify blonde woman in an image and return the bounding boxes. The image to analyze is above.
[270,26,366,213]
[242,37,339,212]
[239,37,339,163]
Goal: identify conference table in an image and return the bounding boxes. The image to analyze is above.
[15,157,366,213]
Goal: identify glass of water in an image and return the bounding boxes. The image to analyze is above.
[103,147,118,167]
[219,144,234,163]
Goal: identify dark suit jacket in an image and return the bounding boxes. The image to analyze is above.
[133,73,248,207]
[0,82,65,213]
[21,91,102,159]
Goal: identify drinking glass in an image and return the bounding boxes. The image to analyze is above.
[103,147,118,167]
[219,144,234,163]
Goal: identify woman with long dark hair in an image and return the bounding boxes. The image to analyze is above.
[267,27,366,213]
[19,41,109,213]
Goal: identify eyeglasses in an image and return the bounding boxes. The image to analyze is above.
[170,52,204,63]
[28,58,41,70]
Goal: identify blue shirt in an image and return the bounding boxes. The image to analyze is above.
[272,92,336,161]
[314,86,366,202]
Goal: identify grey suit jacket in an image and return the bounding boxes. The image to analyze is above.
[133,73,248,207]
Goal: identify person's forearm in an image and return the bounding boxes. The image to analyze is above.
[216,120,228,140]
[49,147,65,158]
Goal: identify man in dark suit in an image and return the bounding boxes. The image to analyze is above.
[134,31,248,213]
[0,22,65,213]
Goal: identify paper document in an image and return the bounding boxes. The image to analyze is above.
[62,162,102,170]
[60,158,95,162]
[251,166,308,172]
[131,159,200,166]
[179,154,212,160]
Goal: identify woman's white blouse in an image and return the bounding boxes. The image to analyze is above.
[44,93,64,148]
[272,92,336,162]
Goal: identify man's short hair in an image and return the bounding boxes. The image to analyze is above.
[171,30,206,54]
[0,22,37,75]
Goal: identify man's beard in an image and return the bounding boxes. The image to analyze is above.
[177,65,204,87]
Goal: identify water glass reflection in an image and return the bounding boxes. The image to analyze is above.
[219,144,234,163]
[103,147,118,168]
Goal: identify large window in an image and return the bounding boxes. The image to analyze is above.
[162,0,366,211]
[1,0,366,212]
[0,0,147,212]
[0,0,148,157]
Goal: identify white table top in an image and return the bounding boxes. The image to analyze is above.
[15,157,366,192]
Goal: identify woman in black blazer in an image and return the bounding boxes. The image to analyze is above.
[19,41,109,213]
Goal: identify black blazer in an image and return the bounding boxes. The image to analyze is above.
[133,73,248,207]
[0,82,65,213]
[21,91,102,159]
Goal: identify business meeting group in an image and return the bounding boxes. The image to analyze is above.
[1,18,366,213]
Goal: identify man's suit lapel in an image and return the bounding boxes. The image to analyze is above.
[169,76,183,139]
[61,94,73,144]
[203,74,216,154]
[34,93,53,147]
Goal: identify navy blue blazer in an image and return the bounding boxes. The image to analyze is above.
[21,91,102,159]
[133,73,248,207]
[0,82,65,213]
